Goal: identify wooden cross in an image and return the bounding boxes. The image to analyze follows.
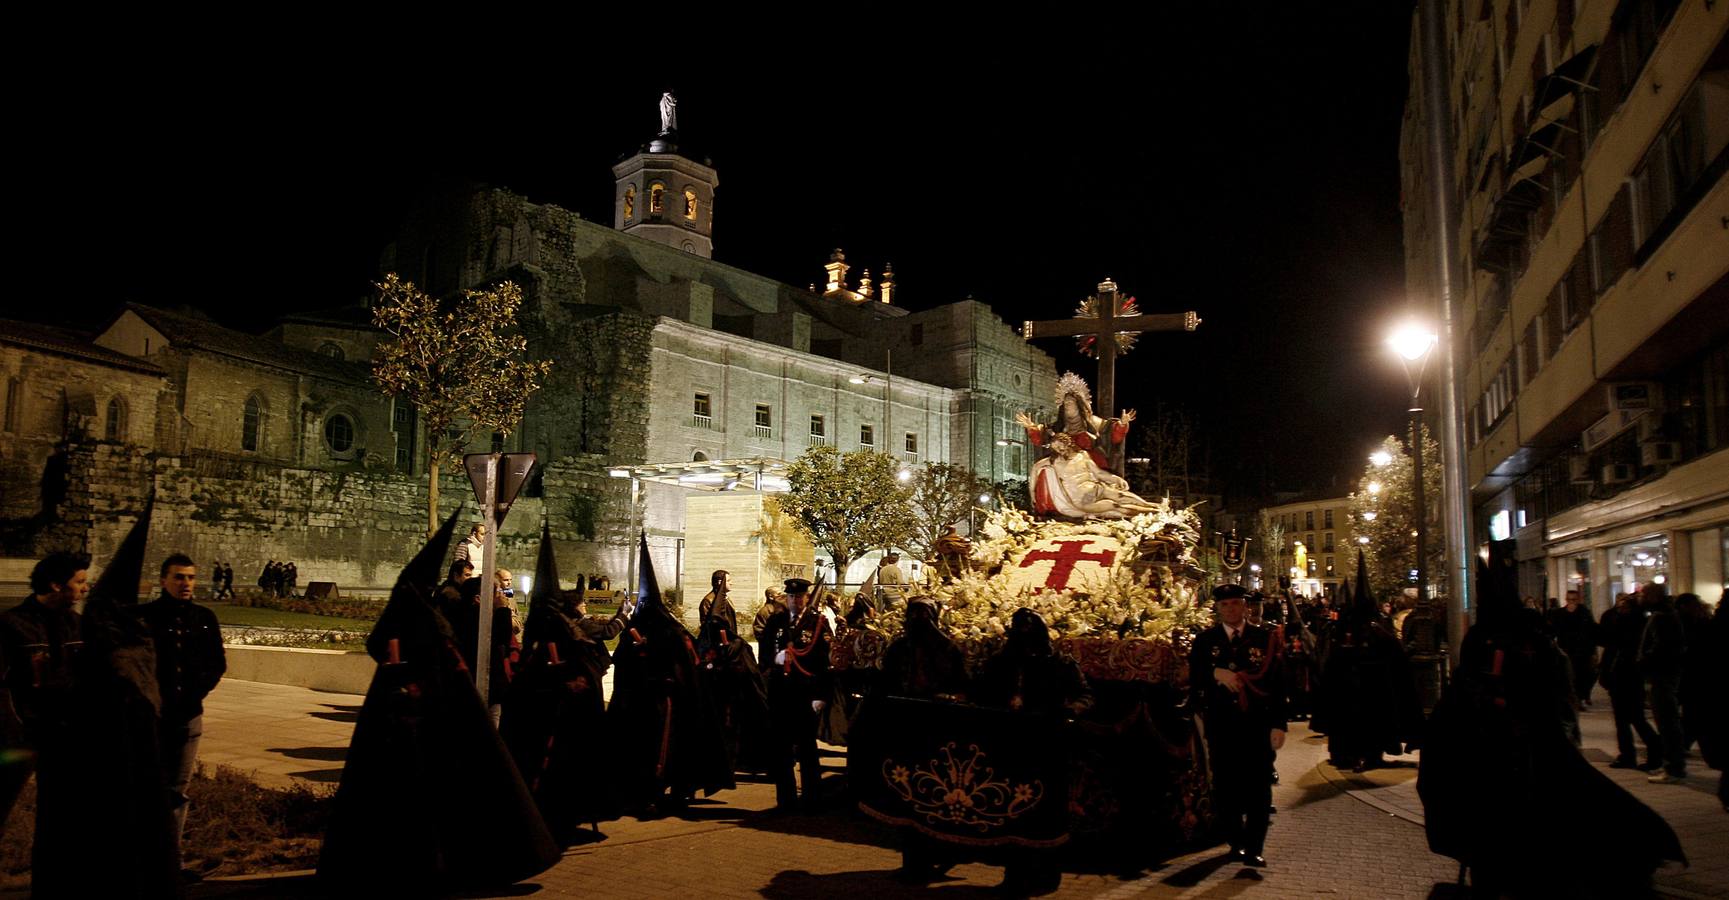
[1021,278,1201,418]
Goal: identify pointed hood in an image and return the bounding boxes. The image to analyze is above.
[81,500,162,713]
[627,532,686,640]
[87,499,153,613]
[1351,549,1378,621]
[635,532,661,610]
[1475,538,1522,630]
[404,507,463,595]
[529,520,560,609]
[1336,573,1353,612]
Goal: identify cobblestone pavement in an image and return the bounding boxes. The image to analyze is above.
[147,679,1729,898]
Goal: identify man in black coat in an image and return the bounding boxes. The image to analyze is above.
[1188,583,1288,868]
[760,577,832,811]
[1547,589,1597,705]
[136,553,227,876]
[1599,593,1660,769]
[0,552,90,887]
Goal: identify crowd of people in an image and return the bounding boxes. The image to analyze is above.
[8,510,1724,896]
[0,510,228,895]
[256,560,298,598]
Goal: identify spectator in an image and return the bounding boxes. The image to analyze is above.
[1599,593,1660,770]
[136,553,227,879]
[1637,584,1687,784]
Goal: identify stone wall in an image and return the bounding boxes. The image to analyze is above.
[22,442,637,596]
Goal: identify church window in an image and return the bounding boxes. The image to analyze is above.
[904,432,918,454]
[1305,511,1315,530]
[1323,532,1335,552]
[623,185,636,221]
[104,396,127,441]
[753,404,773,435]
[242,394,263,452]
[4,378,23,432]
[316,342,345,360]
[860,423,875,446]
[1324,509,1334,528]
[650,183,665,214]
[684,189,698,220]
[1306,533,1315,552]
[810,414,825,437]
[324,413,355,454]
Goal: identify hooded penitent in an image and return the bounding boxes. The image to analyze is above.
[1420,540,1684,894]
[319,509,560,890]
[1310,550,1424,764]
[608,533,733,811]
[975,608,1092,716]
[38,502,181,899]
[499,522,620,835]
[879,598,969,701]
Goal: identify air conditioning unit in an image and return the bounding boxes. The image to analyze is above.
[1601,462,1636,484]
[1606,382,1661,412]
[1639,441,1681,467]
[1568,455,1593,484]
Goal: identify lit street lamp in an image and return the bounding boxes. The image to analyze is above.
[1369,450,1393,468]
[1387,321,1438,601]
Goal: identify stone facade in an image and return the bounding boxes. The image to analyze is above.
[3,129,1059,597]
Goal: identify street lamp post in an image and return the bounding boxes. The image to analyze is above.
[1388,323,1438,604]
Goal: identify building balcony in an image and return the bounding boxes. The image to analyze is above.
[809,434,831,446]
[751,424,773,439]
[689,414,713,430]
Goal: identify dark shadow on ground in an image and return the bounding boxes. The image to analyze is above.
[190,874,545,899]
[309,712,358,724]
[1157,850,1242,888]
[285,768,343,783]
[267,746,347,762]
[760,868,1000,899]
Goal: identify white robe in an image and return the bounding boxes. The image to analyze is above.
[1031,449,1158,520]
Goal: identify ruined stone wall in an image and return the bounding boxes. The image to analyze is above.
[26,443,634,596]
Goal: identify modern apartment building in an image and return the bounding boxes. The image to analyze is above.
[1401,0,1728,612]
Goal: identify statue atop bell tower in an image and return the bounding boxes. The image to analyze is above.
[614,91,717,258]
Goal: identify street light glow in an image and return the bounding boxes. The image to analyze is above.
[1362,511,1378,521]
[896,469,912,482]
[1367,481,1384,495]
[979,493,993,504]
[1387,322,1438,361]
[1369,450,1393,467]
[1358,536,1371,545]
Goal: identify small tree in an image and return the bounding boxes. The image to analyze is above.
[905,462,987,559]
[1350,428,1443,600]
[1255,512,1286,584]
[371,274,554,534]
[777,445,916,584]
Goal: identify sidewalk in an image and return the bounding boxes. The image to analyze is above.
[173,679,1728,898]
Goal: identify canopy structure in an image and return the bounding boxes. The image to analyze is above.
[608,456,791,492]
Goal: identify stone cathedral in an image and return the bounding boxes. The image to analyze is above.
[0,97,1055,607]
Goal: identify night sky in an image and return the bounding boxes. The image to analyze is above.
[22,8,1418,499]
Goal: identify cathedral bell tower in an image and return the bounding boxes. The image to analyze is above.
[612,92,718,258]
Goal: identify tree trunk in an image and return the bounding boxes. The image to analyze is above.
[427,457,441,537]
[831,553,850,593]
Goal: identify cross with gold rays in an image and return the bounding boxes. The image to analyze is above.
[1020,278,1201,418]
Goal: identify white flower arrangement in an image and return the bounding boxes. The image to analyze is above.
[869,500,1213,646]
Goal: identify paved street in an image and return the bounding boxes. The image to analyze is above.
[181,679,1726,899]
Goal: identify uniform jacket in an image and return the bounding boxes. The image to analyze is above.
[760,602,831,702]
[1189,621,1289,734]
[136,593,227,723]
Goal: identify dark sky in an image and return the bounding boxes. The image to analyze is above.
[21,9,1418,497]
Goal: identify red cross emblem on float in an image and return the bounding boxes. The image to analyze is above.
[1017,539,1118,591]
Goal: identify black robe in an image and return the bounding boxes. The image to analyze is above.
[1420,610,1685,894]
[607,599,733,810]
[318,586,559,891]
[1310,617,1424,762]
[499,600,621,835]
[696,611,773,774]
